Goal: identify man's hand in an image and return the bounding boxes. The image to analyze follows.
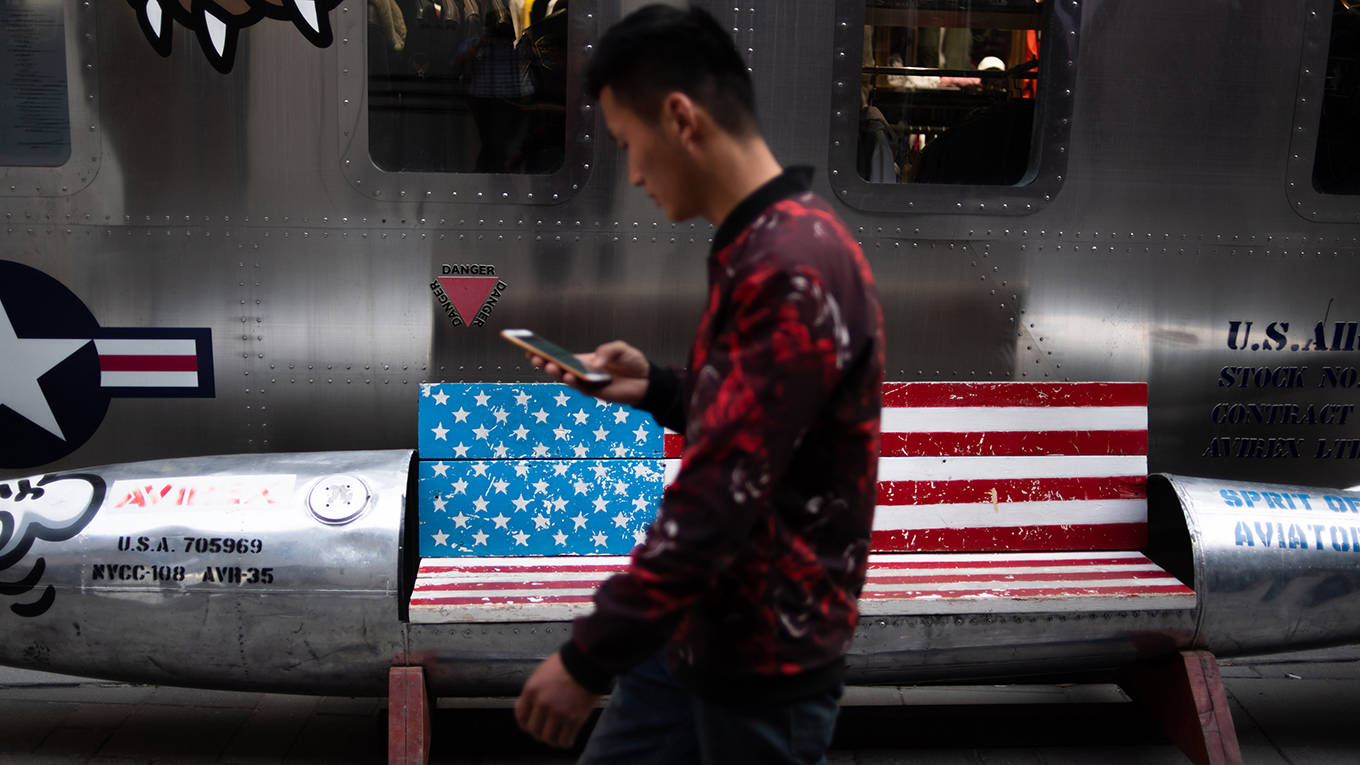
[528,340,650,407]
[514,652,600,749]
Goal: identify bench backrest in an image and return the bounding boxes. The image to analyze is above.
[415,382,1147,557]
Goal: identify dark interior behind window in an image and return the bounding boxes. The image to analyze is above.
[368,0,568,175]
[0,2,70,167]
[1315,0,1360,194]
[858,0,1043,186]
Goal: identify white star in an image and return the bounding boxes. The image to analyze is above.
[553,426,571,441]
[551,497,568,512]
[572,408,590,425]
[511,495,531,512]
[572,444,589,458]
[512,530,530,546]
[612,444,630,458]
[553,530,569,546]
[514,461,530,478]
[552,463,570,476]
[451,407,470,423]
[431,530,449,547]
[591,531,609,547]
[473,391,491,407]
[571,512,588,530]
[512,425,530,440]
[632,496,651,512]
[472,530,489,546]
[633,528,647,545]
[472,497,490,513]
[491,478,509,494]
[452,442,471,458]
[492,442,509,458]
[573,480,590,496]
[532,444,550,457]
[432,496,448,512]
[532,513,551,530]
[432,390,450,406]
[592,497,609,514]
[533,479,550,494]
[593,426,609,442]
[532,408,549,423]
[422,383,432,397]
[614,480,629,495]
[431,423,449,441]
[595,398,611,408]
[430,461,450,477]
[451,478,468,495]
[633,424,650,443]
[591,465,610,481]
[492,407,509,424]
[451,512,472,528]
[612,512,630,528]
[514,390,531,407]
[554,391,570,407]
[471,462,489,476]
[490,513,510,529]
[472,425,491,440]
[613,410,629,424]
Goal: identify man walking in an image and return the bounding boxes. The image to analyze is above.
[514,5,885,763]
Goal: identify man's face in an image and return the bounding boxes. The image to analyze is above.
[599,86,699,222]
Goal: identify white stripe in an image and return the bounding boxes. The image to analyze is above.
[101,371,199,388]
[876,455,1146,481]
[871,499,1146,530]
[95,338,198,356]
[664,459,681,485]
[411,602,594,623]
[862,576,1177,594]
[858,592,1194,616]
[412,587,597,599]
[868,550,1148,564]
[420,555,630,570]
[866,563,1165,577]
[882,406,1146,433]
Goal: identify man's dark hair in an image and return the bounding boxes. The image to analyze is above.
[585,4,757,136]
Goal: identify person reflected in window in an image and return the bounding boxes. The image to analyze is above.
[457,4,535,172]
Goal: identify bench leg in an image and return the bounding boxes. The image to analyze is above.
[1117,649,1242,765]
[388,665,432,765]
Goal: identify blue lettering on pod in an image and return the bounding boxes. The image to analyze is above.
[1234,521,1254,546]
[1288,524,1308,549]
[1325,495,1351,513]
[1332,526,1352,552]
[1221,489,1243,508]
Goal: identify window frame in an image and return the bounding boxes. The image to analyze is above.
[827,0,1080,216]
[1287,0,1360,222]
[338,0,596,206]
[0,0,100,198]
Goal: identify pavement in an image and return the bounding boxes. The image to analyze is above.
[3,645,1360,763]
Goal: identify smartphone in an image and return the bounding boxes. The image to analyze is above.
[501,328,612,385]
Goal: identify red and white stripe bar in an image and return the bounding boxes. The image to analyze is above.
[408,550,1194,623]
[663,382,1148,553]
[96,338,201,388]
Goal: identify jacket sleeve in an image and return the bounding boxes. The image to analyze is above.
[560,264,850,688]
[636,363,688,433]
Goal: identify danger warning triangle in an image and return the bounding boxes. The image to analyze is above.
[438,277,501,323]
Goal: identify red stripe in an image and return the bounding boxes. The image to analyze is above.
[664,433,684,458]
[421,563,627,575]
[865,555,1148,569]
[412,594,594,606]
[860,584,1193,599]
[867,569,1170,585]
[98,354,198,372]
[871,523,1148,552]
[880,430,1147,457]
[415,578,606,592]
[882,382,1146,408]
[878,476,1147,505]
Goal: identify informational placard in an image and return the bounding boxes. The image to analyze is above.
[0,0,70,167]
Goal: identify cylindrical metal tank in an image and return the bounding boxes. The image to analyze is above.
[0,450,413,694]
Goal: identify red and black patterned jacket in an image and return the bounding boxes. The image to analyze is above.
[560,168,885,704]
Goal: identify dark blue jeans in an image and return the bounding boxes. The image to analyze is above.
[577,653,842,765]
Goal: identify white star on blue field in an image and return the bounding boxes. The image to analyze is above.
[418,383,665,556]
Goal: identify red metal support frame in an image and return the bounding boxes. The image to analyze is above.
[388,665,432,765]
[1117,649,1243,765]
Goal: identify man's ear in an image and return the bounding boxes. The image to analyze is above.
[662,92,703,147]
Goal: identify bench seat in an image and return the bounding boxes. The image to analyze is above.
[409,550,1194,624]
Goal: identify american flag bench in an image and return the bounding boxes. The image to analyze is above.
[410,382,1195,622]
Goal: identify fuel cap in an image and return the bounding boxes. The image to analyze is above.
[308,475,371,525]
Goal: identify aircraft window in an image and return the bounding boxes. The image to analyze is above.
[858,1,1041,185]
[830,0,1077,214]
[1313,1,1360,195]
[367,0,568,175]
[0,3,70,167]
